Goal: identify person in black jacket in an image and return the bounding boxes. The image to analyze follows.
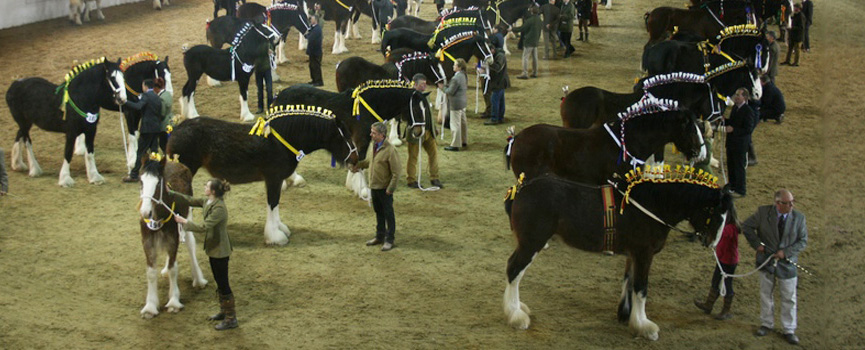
[781,4,805,66]
[759,76,786,124]
[724,88,756,197]
[483,45,510,125]
[123,79,163,182]
[801,0,813,52]
[306,15,324,86]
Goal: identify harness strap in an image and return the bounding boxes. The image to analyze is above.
[335,0,352,11]
[249,117,306,161]
[353,95,386,122]
[603,124,645,167]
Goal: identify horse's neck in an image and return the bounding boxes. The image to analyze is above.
[69,69,107,111]
[627,183,708,224]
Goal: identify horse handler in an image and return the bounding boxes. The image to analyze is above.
[407,74,443,189]
[353,122,401,251]
[173,178,238,330]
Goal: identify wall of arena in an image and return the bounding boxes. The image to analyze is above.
[0,0,142,30]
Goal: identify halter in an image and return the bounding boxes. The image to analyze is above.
[227,23,279,81]
[351,80,415,122]
[139,175,176,232]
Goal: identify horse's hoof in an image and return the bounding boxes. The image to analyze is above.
[140,306,159,319]
[59,178,75,188]
[508,308,531,329]
[165,302,184,313]
[89,175,105,185]
[193,278,208,289]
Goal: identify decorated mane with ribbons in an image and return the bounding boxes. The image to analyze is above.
[715,24,761,42]
[439,6,481,18]
[351,80,415,122]
[612,98,680,163]
[703,60,747,80]
[249,104,336,161]
[641,72,705,90]
[620,164,720,213]
[394,52,440,81]
[433,30,480,62]
[230,22,254,47]
[56,57,107,121]
[267,2,299,12]
[120,52,159,72]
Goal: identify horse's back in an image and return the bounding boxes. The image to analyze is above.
[6,78,65,133]
[335,57,390,92]
[238,2,267,23]
[561,87,639,128]
[168,117,270,183]
[274,84,347,111]
[388,16,436,34]
[509,174,606,252]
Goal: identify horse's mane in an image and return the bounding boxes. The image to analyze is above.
[63,57,107,85]
[617,98,680,121]
[268,2,299,11]
[437,30,481,49]
[715,24,761,42]
[621,165,719,210]
[640,72,705,90]
[394,51,433,71]
[141,153,168,177]
[230,22,255,47]
[351,80,414,98]
[120,52,159,72]
[703,60,747,80]
[440,6,481,17]
[250,104,337,137]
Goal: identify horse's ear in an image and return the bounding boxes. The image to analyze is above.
[164,56,169,65]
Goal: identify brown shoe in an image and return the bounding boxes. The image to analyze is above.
[366,238,383,246]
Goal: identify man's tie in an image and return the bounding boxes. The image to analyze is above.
[778,214,786,241]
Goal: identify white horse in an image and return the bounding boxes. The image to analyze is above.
[406,0,423,17]
[69,0,104,25]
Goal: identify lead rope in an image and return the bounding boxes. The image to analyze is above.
[118,104,131,173]
[713,246,774,297]
[139,177,185,243]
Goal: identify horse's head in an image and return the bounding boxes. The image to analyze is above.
[669,109,707,163]
[688,190,733,248]
[704,59,762,101]
[155,56,173,95]
[105,58,127,105]
[139,156,167,221]
[405,90,432,138]
[333,117,360,167]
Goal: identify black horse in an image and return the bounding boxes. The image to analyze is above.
[503,171,732,340]
[643,25,769,77]
[380,28,434,55]
[306,0,355,53]
[267,1,312,64]
[180,22,280,122]
[386,15,439,35]
[336,49,445,93]
[166,108,359,246]
[387,49,447,85]
[432,30,494,78]
[6,57,127,187]
[508,101,707,184]
[644,0,752,49]
[213,0,245,18]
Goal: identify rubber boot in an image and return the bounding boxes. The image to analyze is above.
[694,289,719,314]
[208,291,226,321]
[715,295,734,320]
[584,31,589,42]
[578,31,583,41]
[215,294,238,330]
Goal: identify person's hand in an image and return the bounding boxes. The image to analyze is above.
[350,165,359,173]
[773,249,786,260]
[725,126,733,133]
[174,215,188,224]
[386,190,393,195]
[756,245,765,253]
[725,97,734,107]
[0,191,6,196]
[437,82,444,88]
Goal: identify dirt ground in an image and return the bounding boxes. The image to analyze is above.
[0,0,862,348]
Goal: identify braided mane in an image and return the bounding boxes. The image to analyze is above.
[440,6,480,17]
[268,2,299,11]
[617,98,680,121]
[641,72,705,90]
[352,80,414,98]
[229,22,254,47]
[250,104,335,137]
[716,24,761,41]
[395,52,432,71]
[63,57,107,85]
[120,52,159,72]
[622,165,720,208]
[703,61,747,80]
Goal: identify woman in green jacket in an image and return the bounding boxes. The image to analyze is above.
[174,178,237,330]
[154,77,173,153]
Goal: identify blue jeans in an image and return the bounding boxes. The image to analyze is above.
[491,89,505,121]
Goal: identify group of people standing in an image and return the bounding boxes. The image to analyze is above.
[121,77,173,183]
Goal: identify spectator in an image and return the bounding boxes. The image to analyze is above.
[483,45,510,125]
[694,205,741,320]
[305,15,324,86]
[724,88,755,198]
[576,0,592,41]
[743,189,808,345]
[558,0,576,57]
[765,31,780,83]
[122,79,163,183]
[781,3,804,67]
[759,76,786,124]
[253,59,274,114]
[540,0,561,59]
[802,0,813,52]
[354,122,401,251]
[0,147,8,196]
[406,74,443,189]
[513,7,542,79]
[439,58,468,151]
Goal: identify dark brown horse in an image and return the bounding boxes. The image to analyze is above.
[508,101,707,184]
[167,109,359,245]
[644,1,750,48]
[503,171,732,340]
[138,157,208,318]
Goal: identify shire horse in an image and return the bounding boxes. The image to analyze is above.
[307,0,355,53]
[166,106,359,245]
[69,0,104,25]
[502,169,732,340]
[387,16,438,34]
[6,57,127,187]
[507,99,707,184]
[214,0,245,18]
[274,81,431,199]
[267,1,313,64]
[179,22,280,122]
[138,156,209,319]
[484,0,534,54]
[381,28,434,56]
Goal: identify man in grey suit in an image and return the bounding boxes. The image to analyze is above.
[743,189,808,345]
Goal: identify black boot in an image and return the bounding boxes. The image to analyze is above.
[215,294,238,330]
[694,289,719,314]
[578,31,584,41]
[207,291,226,321]
[715,295,734,320]
[584,31,589,42]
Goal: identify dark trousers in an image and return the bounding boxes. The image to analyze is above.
[726,146,747,194]
[159,131,168,154]
[803,24,811,50]
[209,257,232,296]
[560,31,574,53]
[711,263,737,296]
[309,54,323,84]
[784,41,801,65]
[130,132,160,178]
[371,189,396,243]
[491,89,505,121]
[255,69,274,111]
[482,90,491,116]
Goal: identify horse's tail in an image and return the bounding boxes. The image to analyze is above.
[504,126,515,170]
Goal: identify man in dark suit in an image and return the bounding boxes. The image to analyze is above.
[123,79,163,182]
[743,189,808,345]
[801,0,813,52]
[759,76,786,124]
[724,88,756,197]
[305,15,324,86]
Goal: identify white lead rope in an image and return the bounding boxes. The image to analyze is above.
[118,104,131,173]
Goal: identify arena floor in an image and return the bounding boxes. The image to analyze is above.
[0,0,862,348]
